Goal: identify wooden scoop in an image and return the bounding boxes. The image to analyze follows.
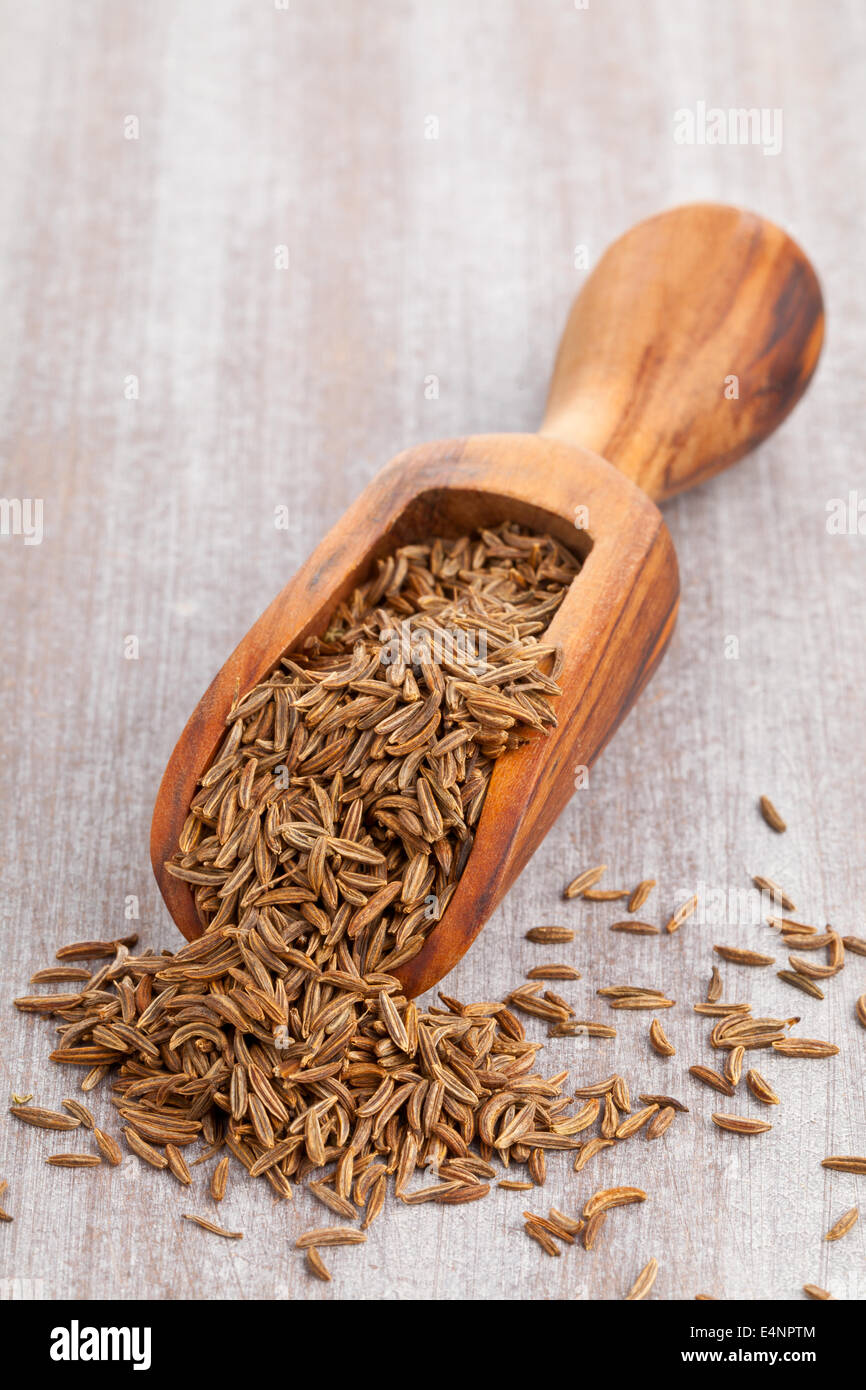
[151,203,823,997]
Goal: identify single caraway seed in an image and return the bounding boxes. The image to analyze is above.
[548,1207,583,1237]
[856,995,866,1029]
[13,992,100,1015]
[211,1156,229,1202]
[401,1179,466,1204]
[614,1078,632,1116]
[583,1186,647,1219]
[821,1156,866,1175]
[80,1069,109,1093]
[627,879,656,914]
[711,1114,773,1135]
[693,1003,751,1016]
[526,927,574,944]
[305,1247,332,1281]
[526,964,581,980]
[759,795,786,832]
[55,935,139,960]
[646,1107,675,1141]
[824,1207,859,1242]
[689,1065,735,1097]
[295,1228,367,1249]
[771,1039,839,1058]
[752,876,796,911]
[61,1099,95,1129]
[93,1128,123,1165]
[597,986,667,999]
[649,1019,675,1056]
[706,967,722,1002]
[825,933,845,972]
[777,970,825,1000]
[182,1214,242,1239]
[564,865,607,899]
[123,1127,168,1169]
[574,1075,618,1097]
[545,989,575,1015]
[601,1092,618,1139]
[713,945,775,966]
[608,1078,631,1112]
[615,1105,658,1140]
[572,1098,602,1131]
[583,1211,607,1249]
[780,930,834,950]
[550,1021,616,1038]
[842,935,866,956]
[725,1046,745,1087]
[9,1105,80,1131]
[609,996,674,1011]
[362,1175,386,1228]
[609,921,660,935]
[639,1094,689,1113]
[788,954,841,981]
[528,1148,546,1185]
[803,1284,834,1300]
[166,1144,193,1186]
[573,1138,614,1172]
[625,1258,658,1301]
[30,967,92,983]
[498,1180,534,1191]
[309,1181,356,1219]
[745,1069,779,1105]
[582,888,628,901]
[665,893,698,934]
[45,1154,102,1167]
[525,1221,560,1255]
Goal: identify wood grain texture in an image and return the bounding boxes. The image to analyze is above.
[542,204,824,499]
[1,0,864,1302]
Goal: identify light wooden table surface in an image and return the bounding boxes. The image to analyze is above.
[1,0,864,1302]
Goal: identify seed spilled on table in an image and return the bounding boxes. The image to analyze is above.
[9,526,861,1295]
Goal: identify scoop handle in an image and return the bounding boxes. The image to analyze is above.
[540,203,824,501]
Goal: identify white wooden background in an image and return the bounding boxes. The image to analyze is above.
[1,0,864,1302]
